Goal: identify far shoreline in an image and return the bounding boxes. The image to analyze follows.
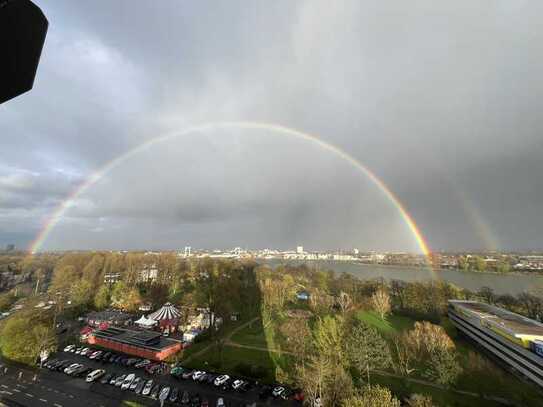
[257,258,543,277]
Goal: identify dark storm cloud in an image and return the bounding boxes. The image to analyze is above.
[1,0,543,251]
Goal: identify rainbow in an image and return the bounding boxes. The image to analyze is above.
[29,121,431,257]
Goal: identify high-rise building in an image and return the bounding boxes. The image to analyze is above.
[296,246,304,254]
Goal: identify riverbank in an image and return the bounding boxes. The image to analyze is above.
[259,259,543,295]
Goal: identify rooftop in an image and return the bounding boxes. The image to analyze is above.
[449,300,543,337]
[92,327,179,351]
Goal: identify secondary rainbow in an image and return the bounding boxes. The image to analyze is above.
[29,121,432,257]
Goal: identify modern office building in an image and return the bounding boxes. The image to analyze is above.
[448,300,543,388]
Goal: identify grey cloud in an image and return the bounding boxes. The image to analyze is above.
[1,0,543,251]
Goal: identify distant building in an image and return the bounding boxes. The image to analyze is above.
[5,244,15,251]
[139,264,158,282]
[86,309,134,328]
[296,246,304,254]
[104,273,121,284]
[448,300,543,388]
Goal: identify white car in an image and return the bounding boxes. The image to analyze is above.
[86,369,105,383]
[216,398,225,407]
[121,373,135,390]
[89,351,102,359]
[159,386,170,400]
[80,347,90,356]
[214,375,230,386]
[142,379,154,396]
[231,379,244,390]
[129,376,141,391]
[192,371,205,381]
[272,386,285,397]
[63,344,75,352]
[64,363,81,374]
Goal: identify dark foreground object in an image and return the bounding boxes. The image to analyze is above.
[0,0,48,104]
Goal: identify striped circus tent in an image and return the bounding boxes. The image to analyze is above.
[148,303,181,333]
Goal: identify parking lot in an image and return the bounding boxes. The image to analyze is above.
[39,345,301,406]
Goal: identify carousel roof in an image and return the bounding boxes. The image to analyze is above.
[148,302,181,321]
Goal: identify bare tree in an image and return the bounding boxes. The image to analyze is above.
[337,291,352,314]
[371,288,391,320]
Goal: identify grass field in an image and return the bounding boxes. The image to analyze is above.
[355,310,414,335]
[183,344,288,383]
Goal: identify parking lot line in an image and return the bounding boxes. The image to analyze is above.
[25,393,34,397]
[12,388,21,392]
[0,390,13,396]
[0,384,7,388]
[54,404,63,407]
[39,398,47,403]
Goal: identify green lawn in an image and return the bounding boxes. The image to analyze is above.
[355,310,414,335]
[183,344,289,383]
[230,320,270,348]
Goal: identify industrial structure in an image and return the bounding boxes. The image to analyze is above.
[448,300,543,388]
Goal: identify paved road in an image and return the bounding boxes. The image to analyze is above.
[1,350,295,407]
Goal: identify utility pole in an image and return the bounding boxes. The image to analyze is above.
[34,278,40,295]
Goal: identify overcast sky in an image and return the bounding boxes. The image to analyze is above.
[1,1,542,252]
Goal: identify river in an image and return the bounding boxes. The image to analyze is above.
[259,259,543,295]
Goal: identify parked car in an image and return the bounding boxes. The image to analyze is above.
[231,379,244,390]
[64,363,81,374]
[135,359,151,368]
[191,393,200,407]
[201,400,209,407]
[150,384,161,399]
[100,373,114,385]
[198,373,209,383]
[73,366,92,377]
[214,375,230,387]
[115,374,127,386]
[142,379,154,396]
[134,379,146,394]
[86,369,106,383]
[239,381,252,392]
[281,388,294,400]
[192,370,205,381]
[63,344,75,352]
[220,378,233,391]
[216,397,225,407]
[272,386,285,397]
[121,373,135,390]
[130,376,141,391]
[181,369,194,379]
[159,386,170,400]
[169,387,179,402]
[181,390,190,404]
[80,347,91,356]
[205,374,217,385]
[74,347,84,354]
[171,366,185,377]
[89,350,102,360]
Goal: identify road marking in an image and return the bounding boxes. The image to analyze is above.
[25,393,34,398]
[54,404,63,407]
[12,388,21,392]
[16,384,27,388]
[39,398,47,403]
[0,390,13,395]
[54,389,59,393]
[68,394,74,398]
[0,384,7,388]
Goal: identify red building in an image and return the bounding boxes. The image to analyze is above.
[87,327,182,361]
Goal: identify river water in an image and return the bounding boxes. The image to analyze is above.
[260,259,543,295]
